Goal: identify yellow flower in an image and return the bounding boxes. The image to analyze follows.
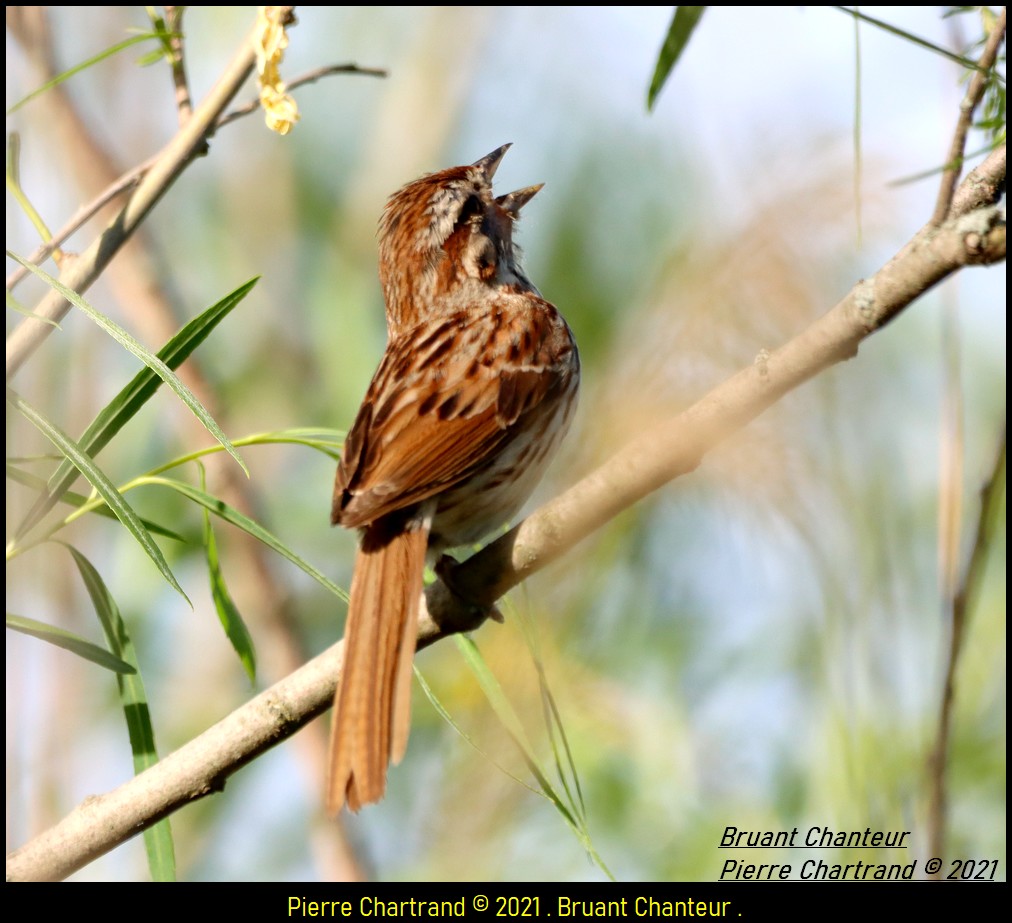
[254,7,299,136]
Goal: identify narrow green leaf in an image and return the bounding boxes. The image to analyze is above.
[233,427,345,458]
[8,464,186,541]
[7,133,58,247]
[6,289,61,325]
[7,33,171,115]
[541,683,583,812]
[7,131,21,184]
[136,48,170,67]
[455,633,614,879]
[62,544,176,881]
[141,475,348,602]
[414,667,538,792]
[199,464,257,683]
[13,277,258,540]
[7,252,249,477]
[88,427,346,487]
[834,7,998,75]
[454,636,579,828]
[888,144,1000,187]
[512,601,587,820]
[647,7,706,111]
[8,388,190,604]
[6,613,136,674]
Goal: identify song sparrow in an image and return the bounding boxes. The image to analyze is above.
[328,144,579,812]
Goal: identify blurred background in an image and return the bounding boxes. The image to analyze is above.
[6,6,1005,881]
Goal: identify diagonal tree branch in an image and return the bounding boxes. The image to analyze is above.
[6,150,1005,882]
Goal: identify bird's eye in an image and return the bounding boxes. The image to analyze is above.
[457,194,482,226]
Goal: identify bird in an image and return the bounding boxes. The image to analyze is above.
[327,144,579,812]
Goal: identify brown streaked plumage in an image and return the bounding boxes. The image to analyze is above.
[328,145,579,812]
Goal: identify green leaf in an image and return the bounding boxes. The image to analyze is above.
[136,48,170,67]
[887,144,1002,187]
[7,388,190,604]
[6,252,249,477]
[415,667,541,796]
[13,277,258,540]
[199,464,257,683]
[6,613,136,674]
[6,32,173,115]
[647,7,706,111]
[7,464,186,541]
[143,427,346,474]
[233,427,345,459]
[141,475,348,602]
[62,544,176,881]
[514,603,587,820]
[835,7,998,74]
[455,633,613,880]
[6,289,61,324]
[454,636,579,826]
[7,133,58,248]
[454,636,580,835]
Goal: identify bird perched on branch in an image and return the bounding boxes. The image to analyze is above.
[328,145,579,812]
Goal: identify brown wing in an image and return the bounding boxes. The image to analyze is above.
[332,294,574,529]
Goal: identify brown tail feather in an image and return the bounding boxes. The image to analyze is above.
[327,518,428,813]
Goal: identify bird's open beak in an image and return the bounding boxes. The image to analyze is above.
[495,184,543,216]
[473,143,512,181]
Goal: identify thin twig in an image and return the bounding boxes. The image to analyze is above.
[926,423,1006,876]
[165,7,194,125]
[5,61,386,294]
[215,63,388,128]
[930,7,1006,226]
[5,157,154,292]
